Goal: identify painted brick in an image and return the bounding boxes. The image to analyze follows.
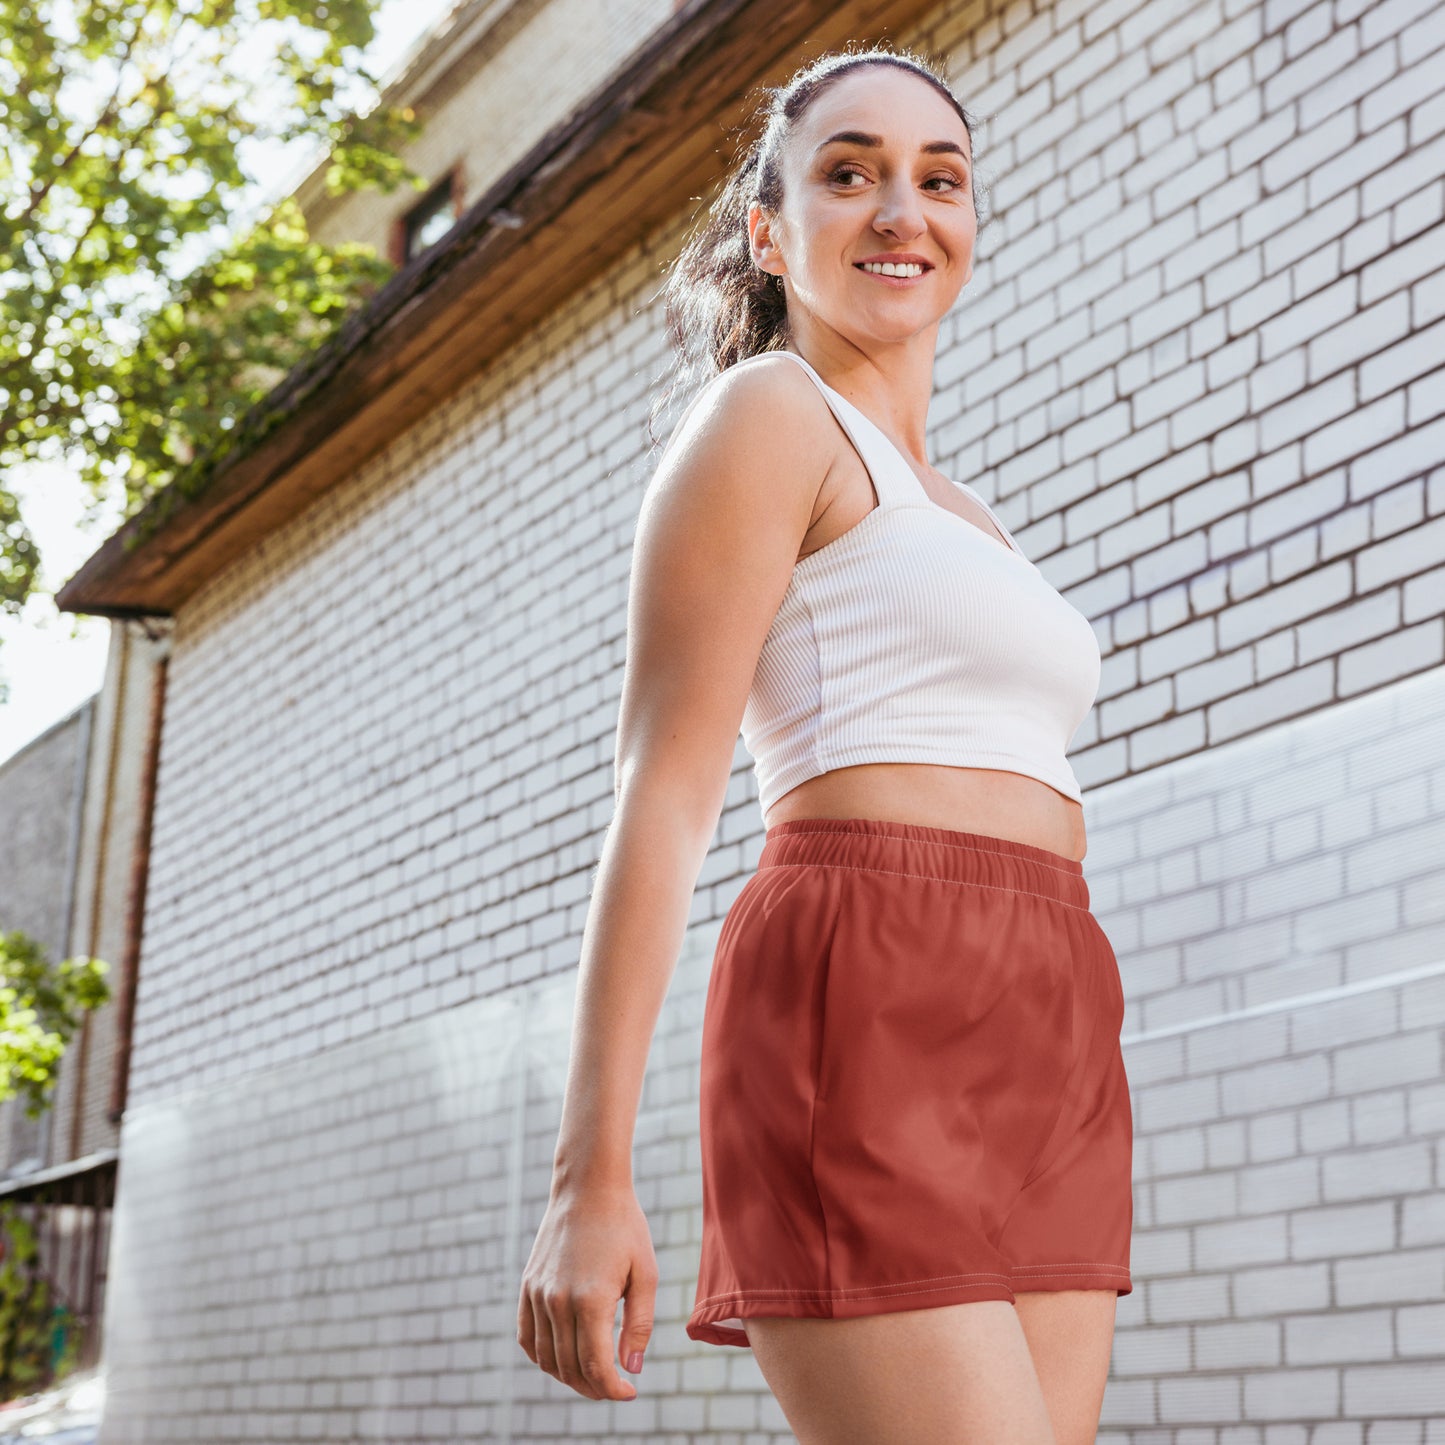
[1343,1362,1445,1417]
[1242,1367,1342,1419]
[1194,1212,1292,1268]
[1288,1312,1398,1364]
[1196,1319,1283,1370]
[1146,1272,1233,1324]
[1234,1260,1333,1317]
[1157,1372,1245,1423]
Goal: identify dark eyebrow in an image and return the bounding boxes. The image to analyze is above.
[814,129,971,166]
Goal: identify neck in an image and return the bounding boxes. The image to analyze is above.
[784,332,937,464]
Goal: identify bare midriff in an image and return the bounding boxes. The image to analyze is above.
[763,762,1087,863]
[765,404,1089,862]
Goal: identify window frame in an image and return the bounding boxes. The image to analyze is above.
[393,167,465,265]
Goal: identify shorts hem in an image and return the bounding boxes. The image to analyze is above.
[1010,1263,1132,1297]
[685,1276,1017,1348]
[686,1265,1133,1346]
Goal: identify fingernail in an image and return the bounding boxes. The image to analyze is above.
[626,1350,644,1373]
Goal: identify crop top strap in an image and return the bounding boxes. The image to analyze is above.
[771,349,928,510]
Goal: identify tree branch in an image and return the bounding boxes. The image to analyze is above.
[23,2,164,222]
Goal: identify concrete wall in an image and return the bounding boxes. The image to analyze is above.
[99,0,1445,1437]
[0,700,91,1176]
[0,701,89,953]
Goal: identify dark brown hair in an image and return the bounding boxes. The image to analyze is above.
[647,44,989,447]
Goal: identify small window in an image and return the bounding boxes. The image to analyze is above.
[402,176,458,260]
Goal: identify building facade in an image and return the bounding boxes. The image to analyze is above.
[0,616,172,1378]
[55,0,1445,1437]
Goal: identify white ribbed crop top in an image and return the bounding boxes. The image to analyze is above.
[738,348,1102,812]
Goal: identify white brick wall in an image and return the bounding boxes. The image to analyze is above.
[125,229,676,1108]
[931,0,1445,790]
[101,0,1445,1436]
[102,843,750,1443]
[1085,666,1445,1437]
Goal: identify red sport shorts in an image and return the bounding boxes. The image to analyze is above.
[687,815,1134,1348]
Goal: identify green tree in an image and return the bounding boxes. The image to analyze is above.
[0,926,109,1392]
[0,929,109,1120]
[0,1202,81,1396]
[0,0,425,630]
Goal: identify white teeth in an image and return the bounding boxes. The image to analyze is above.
[861,261,925,277]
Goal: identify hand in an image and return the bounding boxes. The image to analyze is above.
[517,1182,657,1401]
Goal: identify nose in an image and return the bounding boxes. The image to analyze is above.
[872,177,927,241]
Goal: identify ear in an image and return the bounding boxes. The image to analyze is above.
[748,201,786,280]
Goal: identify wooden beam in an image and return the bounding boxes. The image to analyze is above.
[56,0,941,617]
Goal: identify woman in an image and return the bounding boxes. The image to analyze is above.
[517,45,1133,1444]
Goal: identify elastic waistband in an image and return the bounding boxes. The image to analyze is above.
[759,816,1090,911]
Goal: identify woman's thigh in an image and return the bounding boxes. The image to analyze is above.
[1013,1289,1119,1445]
[745,1300,1058,1445]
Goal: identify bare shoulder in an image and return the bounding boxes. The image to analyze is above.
[652,351,838,504]
[612,355,838,816]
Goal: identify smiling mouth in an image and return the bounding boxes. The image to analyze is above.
[855,261,933,278]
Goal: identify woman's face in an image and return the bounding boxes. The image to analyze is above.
[751,66,977,347]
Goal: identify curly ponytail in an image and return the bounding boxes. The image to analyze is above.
[646,43,987,448]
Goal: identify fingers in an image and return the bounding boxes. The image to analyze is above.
[619,1257,658,1377]
[518,1287,565,1388]
[517,1288,535,1364]
[574,1296,638,1401]
[549,1296,599,1400]
[518,1283,637,1401]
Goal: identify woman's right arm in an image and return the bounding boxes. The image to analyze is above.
[515,357,833,1401]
